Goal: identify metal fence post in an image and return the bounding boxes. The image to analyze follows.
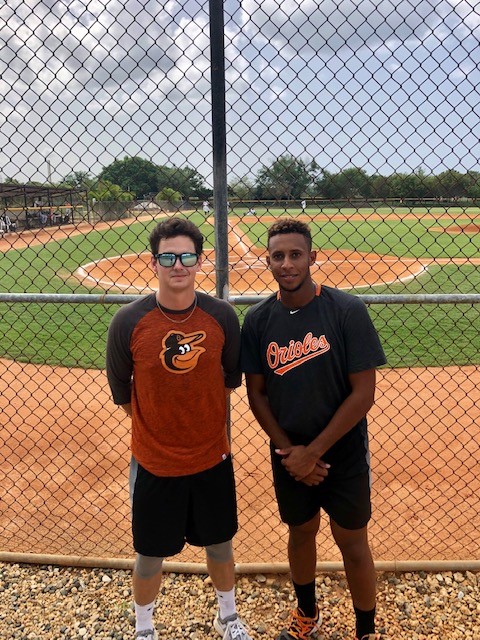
[209,0,229,302]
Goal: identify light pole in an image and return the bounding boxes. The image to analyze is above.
[42,146,53,183]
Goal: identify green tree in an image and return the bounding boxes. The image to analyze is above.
[158,166,208,199]
[370,174,391,199]
[61,171,95,191]
[431,170,470,198]
[316,168,372,200]
[100,157,159,198]
[228,176,255,201]
[89,180,134,202]
[340,168,373,198]
[384,173,418,200]
[412,168,435,199]
[255,155,317,200]
[156,187,182,204]
[316,169,338,199]
[466,171,480,199]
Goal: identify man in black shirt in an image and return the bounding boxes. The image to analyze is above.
[241,219,386,640]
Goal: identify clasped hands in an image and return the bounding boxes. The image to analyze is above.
[275,445,330,486]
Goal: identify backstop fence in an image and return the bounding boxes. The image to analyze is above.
[0,1,479,568]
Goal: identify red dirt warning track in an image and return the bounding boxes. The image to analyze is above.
[0,360,478,562]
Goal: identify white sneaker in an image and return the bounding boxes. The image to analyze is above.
[214,613,253,640]
[135,630,158,640]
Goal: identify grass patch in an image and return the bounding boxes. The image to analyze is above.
[0,210,479,369]
[1,302,116,369]
[240,212,480,259]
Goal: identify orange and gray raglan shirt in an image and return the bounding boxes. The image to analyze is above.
[106,292,241,477]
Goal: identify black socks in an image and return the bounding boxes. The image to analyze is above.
[292,580,317,619]
[354,605,376,639]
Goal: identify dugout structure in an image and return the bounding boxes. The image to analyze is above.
[0,183,87,230]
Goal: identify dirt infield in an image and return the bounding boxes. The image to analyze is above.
[432,223,480,234]
[76,216,429,294]
[0,214,478,564]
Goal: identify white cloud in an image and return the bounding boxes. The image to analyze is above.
[447,0,480,25]
[239,0,452,55]
[1,0,211,100]
[1,0,480,182]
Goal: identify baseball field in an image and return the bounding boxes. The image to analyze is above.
[0,207,478,564]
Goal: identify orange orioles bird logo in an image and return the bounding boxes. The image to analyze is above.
[160,330,206,373]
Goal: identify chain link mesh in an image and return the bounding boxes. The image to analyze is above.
[0,1,479,564]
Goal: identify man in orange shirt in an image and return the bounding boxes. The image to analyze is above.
[107,217,251,640]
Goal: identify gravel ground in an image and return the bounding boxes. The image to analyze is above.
[0,563,479,640]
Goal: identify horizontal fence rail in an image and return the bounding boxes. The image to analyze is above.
[1,293,480,305]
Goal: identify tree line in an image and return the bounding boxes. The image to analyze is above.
[2,157,213,204]
[63,157,213,203]
[230,156,480,202]
[4,154,480,203]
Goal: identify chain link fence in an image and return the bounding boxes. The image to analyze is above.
[0,1,479,566]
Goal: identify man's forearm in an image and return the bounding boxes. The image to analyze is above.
[120,402,132,417]
[247,392,292,449]
[305,369,376,461]
[306,390,373,461]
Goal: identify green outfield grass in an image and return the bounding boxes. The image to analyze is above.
[239,206,480,259]
[0,208,479,369]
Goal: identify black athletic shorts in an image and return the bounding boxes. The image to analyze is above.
[270,444,371,530]
[130,455,238,557]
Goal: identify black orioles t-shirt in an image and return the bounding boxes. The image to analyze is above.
[241,284,386,475]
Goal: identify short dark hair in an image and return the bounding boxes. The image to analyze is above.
[267,218,312,251]
[149,217,204,255]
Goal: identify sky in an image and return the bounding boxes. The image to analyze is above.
[1,0,480,188]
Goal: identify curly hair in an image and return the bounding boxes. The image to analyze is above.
[267,218,312,251]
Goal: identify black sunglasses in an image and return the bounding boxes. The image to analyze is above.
[153,252,199,267]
